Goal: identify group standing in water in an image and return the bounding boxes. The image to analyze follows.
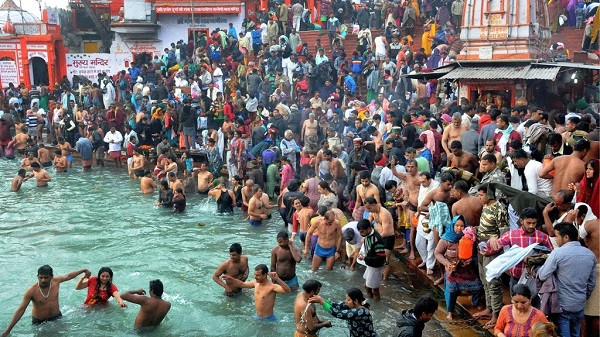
[1,266,170,336]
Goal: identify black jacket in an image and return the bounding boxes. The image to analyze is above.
[363,230,386,268]
[396,309,424,337]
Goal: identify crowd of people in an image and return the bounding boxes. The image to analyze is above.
[1,0,600,336]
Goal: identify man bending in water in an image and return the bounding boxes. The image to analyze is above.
[1,265,90,336]
[222,264,291,322]
[11,169,28,192]
[120,279,171,329]
[212,243,249,296]
[271,231,302,291]
[26,162,51,187]
[294,280,331,337]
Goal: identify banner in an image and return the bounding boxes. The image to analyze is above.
[0,60,18,87]
[66,54,122,81]
[155,6,241,14]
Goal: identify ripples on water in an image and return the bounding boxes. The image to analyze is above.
[0,160,451,337]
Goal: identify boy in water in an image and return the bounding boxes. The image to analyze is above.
[271,231,302,291]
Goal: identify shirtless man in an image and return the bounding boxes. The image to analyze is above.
[304,211,342,271]
[354,170,381,219]
[271,231,302,291]
[212,243,249,296]
[27,162,51,187]
[11,169,28,192]
[447,140,479,173]
[13,127,29,156]
[442,113,466,155]
[222,264,291,322]
[193,162,214,194]
[539,139,590,195]
[580,219,599,335]
[391,158,421,260]
[294,280,331,337]
[480,139,503,164]
[140,170,156,194]
[301,113,319,149]
[313,141,330,178]
[364,196,395,280]
[241,179,255,212]
[327,150,347,185]
[130,148,145,178]
[1,265,90,336]
[451,180,483,227]
[291,197,314,243]
[53,149,68,173]
[248,185,274,226]
[120,280,171,329]
[37,144,52,168]
[20,152,39,171]
[57,137,74,168]
[167,172,183,192]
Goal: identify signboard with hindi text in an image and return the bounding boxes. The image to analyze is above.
[0,60,19,87]
[66,53,124,81]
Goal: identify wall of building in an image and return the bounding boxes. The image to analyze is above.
[156,10,245,45]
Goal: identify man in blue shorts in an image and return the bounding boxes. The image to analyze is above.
[271,231,302,291]
[303,211,342,271]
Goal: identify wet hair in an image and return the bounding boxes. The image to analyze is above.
[520,207,538,220]
[18,168,26,176]
[54,149,62,155]
[38,265,53,276]
[277,231,289,240]
[318,180,334,194]
[95,267,114,298]
[229,243,242,254]
[160,180,169,189]
[347,288,370,308]
[450,140,462,149]
[302,279,322,293]
[359,170,370,180]
[364,196,377,205]
[167,172,176,179]
[255,264,268,275]
[414,296,439,317]
[384,180,397,191]
[574,139,590,152]
[554,222,578,242]
[482,154,497,164]
[439,173,454,184]
[31,162,40,168]
[300,196,310,207]
[511,283,532,299]
[252,185,262,193]
[356,219,372,230]
[453,180,469,194]
[149,279,164,296]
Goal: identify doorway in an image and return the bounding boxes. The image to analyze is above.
[29,57,49,86]
[133,52,153,66]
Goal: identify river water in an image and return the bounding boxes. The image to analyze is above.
[0,159,457,337]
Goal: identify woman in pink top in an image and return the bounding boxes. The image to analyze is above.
[280,156,295,194]
[302,170,321,209]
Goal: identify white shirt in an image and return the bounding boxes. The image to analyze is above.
[341,221,362,248]
[379,165,406,187]
[104,131,123,152]
[506,157,552,198]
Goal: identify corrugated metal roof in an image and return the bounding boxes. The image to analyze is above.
[440,65,560,80]
[440,66,531,80]
[523,67,560,80]
[535,62,600,70]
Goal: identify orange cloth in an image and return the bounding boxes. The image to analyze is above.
[494,305,548,337]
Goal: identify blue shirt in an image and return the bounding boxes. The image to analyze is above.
[344,75,356,94]
[537,241,597,312]
[75,137,93,160]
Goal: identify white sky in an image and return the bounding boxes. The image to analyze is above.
[17,0,70,19]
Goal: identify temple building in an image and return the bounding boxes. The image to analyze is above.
[0,0,68,89]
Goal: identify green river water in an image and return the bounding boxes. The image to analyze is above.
[0,159,457,337]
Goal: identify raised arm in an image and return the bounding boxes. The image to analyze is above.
[269,272,291,294]
[55,269,90,283]
[74,274,89,290]
[120,289,148,306]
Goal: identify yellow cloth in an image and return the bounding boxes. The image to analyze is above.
[585,262,600,316]
[421,24,436,55]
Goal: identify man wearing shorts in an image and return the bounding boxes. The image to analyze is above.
[304,211,341,271]
[357,219,386,300]
[364,196,396,280]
